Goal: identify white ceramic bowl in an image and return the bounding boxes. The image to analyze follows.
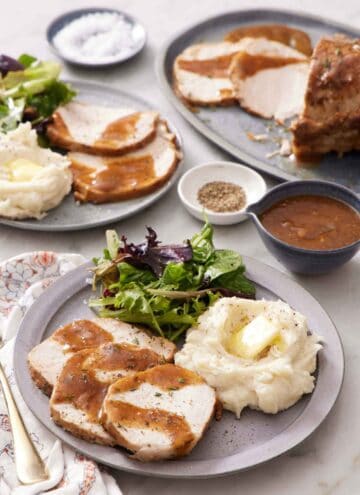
[178,161,267,225]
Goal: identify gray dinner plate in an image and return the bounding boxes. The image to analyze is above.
[14,258,344,478]
[0,81,183,232]
[156,8,360,192]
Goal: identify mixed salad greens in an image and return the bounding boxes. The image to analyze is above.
[91,222,256,341]
[0,53,75,133]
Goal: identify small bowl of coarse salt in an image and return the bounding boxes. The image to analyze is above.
[178,161,267,225]
[47,8,146,68]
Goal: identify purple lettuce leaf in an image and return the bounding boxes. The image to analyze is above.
[119,227,192,277]
[0,55,24,77]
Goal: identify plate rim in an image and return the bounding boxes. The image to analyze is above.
[13,257,344,478]
[0,80,183,232]
[155,7,360,182]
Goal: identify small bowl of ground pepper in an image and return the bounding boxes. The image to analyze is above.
[178,161,266,225]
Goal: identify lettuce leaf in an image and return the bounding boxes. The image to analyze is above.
[204,249,243,281]
[0,97,25,132]
[91,222,255,340]
[0,53,76,135]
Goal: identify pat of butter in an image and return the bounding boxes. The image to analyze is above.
[7,158,42,182]
[231,315,280,359]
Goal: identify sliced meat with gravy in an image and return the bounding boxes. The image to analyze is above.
[50,343,167,445]
[224,24,313,56]
[229,38,309,121]
[102,364,216,461]
[173,40,254,106]
[47,102,158,156]
[68,121,181,203]
[28,318,176,395]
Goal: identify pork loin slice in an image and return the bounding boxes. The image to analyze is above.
[224,24,312,56]
[291,35,360,160]
[229,39,309,121]
[47,101,158,156]
[50,342,166,445]
[28,318,176,395]
[68,121,181,203]
[102,364,216,461]
[173,41,250,106]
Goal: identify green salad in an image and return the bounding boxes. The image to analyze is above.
[0,53,75,133]
[91,222,256,341]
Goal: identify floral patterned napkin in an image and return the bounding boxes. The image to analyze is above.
[0,252,122,495]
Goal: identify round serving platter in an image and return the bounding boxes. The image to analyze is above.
[0,81,183,232]
[14,257,344,479]
[156,8,360,192]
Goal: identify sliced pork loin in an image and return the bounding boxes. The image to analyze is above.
[28,318,176,396]
[68,121,181,203]
[174,37,308,111]
[47,101,158,156]
[229,38,309,121]
[173,41,248,106]
[102,364,216,461]
[50,342,167,445]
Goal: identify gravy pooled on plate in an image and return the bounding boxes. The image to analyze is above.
[260,195,360,250]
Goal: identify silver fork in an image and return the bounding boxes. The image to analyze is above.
[0,342,48,485]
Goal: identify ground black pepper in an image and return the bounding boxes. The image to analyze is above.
[197,181,247,213]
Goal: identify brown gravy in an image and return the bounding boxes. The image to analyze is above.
[71,154,156,202]
[53,320,113,352]
[235,53,304,79]
[95,113,140,148]
[93,343,163,372]
[260,195,360,250]
[177,54,234,77]
[179,51,305,81]
[105,400,194,457]
[106,365,203,456]
[232,52,305,78]
[90,155,155,191]
[52,343,164,422]
[49,112,140,150]
[53,350,107,421]
[111,364,204,394]
[224,24,313,56]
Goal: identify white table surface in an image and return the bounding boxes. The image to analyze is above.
[1,1,360,494]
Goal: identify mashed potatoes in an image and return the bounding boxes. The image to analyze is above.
[0,123,72,219]
[175,297,322,417]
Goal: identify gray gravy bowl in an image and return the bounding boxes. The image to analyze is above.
[246,180,360,275]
